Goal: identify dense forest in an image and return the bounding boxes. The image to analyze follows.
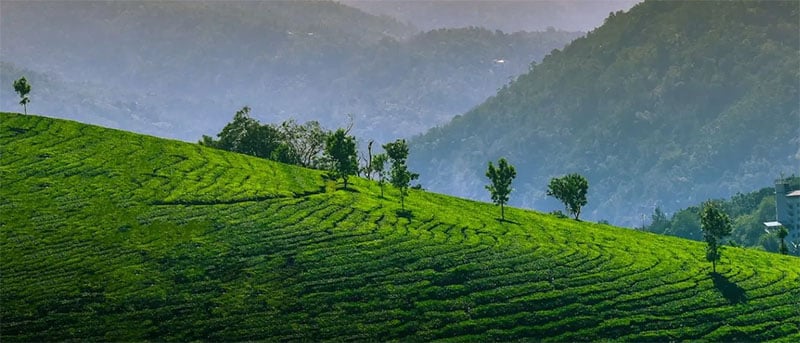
[644,176,800,255]
[411,1,799,226]
[0,1,580,142]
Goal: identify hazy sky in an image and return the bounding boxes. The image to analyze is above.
[343,0,642,32]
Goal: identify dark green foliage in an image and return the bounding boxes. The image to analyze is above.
[202,107,336,168]
[12,76,30,114]
[2,113,800,342]
[485,158,516,220]
[701,201,733,273]
[383,139,418,210]
[324,129,358,190]
[211,106,285,159]
[777,226,789,255]
[270,143,300,165]
[547,173,588,220]
[410,1,800,225]
[649,207,669,232]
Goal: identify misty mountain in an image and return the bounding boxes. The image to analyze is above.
[343,0,640,32]
[1,1,580,142]
[409,1,799,226]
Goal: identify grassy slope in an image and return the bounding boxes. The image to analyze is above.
[1,112,798,341]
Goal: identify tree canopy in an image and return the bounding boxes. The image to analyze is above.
[700,201,733,273]
[547,173,588,220]
[383,139,418,211]
[201,107,334,168]
[485,158,516,220]
[324,129,358,190]
[13,76,31,114]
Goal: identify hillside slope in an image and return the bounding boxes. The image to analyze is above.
[410,1,800,225]
[1,113,799,341]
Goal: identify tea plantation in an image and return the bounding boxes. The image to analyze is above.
[1,112,798,341]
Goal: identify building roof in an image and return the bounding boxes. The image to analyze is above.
[764,221,783,227]
[787,190,800,197]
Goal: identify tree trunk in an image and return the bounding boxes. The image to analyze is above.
[501,204,505,220]
[712,259,716,273]
[366,141,373,180]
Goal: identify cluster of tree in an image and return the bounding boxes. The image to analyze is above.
[200,107,329,168]
[645,176,800,256]
[201,107,419,210]
[485,158,588,221]
[410,0,799,225]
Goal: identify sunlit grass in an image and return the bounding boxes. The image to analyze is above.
[1,112,798,341]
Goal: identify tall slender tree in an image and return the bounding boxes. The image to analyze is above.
[362,140,374,180]
[372,153,388,198]
[485,158,516,220]
[383,139,418,210]
[324,129,358,190]
[700,201,733,273]
[13,77,31,114]
[777,226,789,255]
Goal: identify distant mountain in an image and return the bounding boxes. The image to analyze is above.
[0,1,580,142]
[410,1,800,226]
[343,0,640,32]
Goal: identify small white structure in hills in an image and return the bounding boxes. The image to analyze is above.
[764,178,800,253]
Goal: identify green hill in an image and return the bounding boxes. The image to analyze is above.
[410,1,800,226]
[1,113,799,341]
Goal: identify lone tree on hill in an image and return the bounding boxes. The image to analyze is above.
[383,139,418,211]
[485,158,516,221]
[372,153,388,197]
[13,77,31,114]
[777,226,789,255]
[700,201,732,273]
[547,173,588,220]
[324,128,358,190]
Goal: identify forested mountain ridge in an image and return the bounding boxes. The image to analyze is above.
[410,1,800,226]
[0,1,580,142]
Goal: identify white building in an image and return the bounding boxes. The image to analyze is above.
[765,178,800,253]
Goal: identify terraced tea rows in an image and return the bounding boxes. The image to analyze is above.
[1,113,799,341]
